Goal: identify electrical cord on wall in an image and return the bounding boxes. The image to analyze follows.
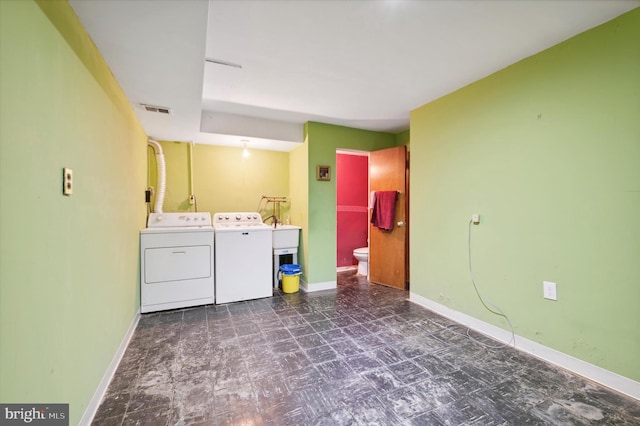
[467,219,516,349]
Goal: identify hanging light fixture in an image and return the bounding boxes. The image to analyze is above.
[241,139,250,158]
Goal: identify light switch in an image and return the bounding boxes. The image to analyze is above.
[543,281,557,301]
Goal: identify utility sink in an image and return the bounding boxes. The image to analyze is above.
[272,224,301,249]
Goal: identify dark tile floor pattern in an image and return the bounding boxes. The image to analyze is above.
[93,271,639,425]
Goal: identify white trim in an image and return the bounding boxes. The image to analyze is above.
[409,292,640,401]
[337,266,357,273]
[336,149,368,157]
[300,279,337,293]
[79,311,141,426]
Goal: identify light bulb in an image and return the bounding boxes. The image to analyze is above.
[241,139,250,158]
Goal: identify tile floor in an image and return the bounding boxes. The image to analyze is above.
[93,271,639,425]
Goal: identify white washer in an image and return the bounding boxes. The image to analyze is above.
[140,212,214,313]
[213,212,273,304]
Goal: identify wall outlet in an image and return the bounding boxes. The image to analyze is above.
[543,281,557,301]
[472,214,480,224]
[189,195,195,205]
[62,167,73,196]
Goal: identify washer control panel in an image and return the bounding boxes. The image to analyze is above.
[214,212,263,225]
[147,212,212,228]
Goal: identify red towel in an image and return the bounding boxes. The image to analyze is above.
[371,191,397,231]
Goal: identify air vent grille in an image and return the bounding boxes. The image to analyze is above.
[140,103,172,114]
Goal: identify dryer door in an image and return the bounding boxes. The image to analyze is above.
[144,244,212,283]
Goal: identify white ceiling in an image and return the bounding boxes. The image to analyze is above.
[69,0,638,152]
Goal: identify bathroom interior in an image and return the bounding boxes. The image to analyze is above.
[336,150,370,276]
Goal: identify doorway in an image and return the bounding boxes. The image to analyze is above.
[335,146,409,290]
[336,150,369,272]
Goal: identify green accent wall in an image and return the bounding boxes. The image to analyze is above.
[395,129,411,148]
[410,8,640,380]
[148,142,290,215]
[304,122,397,284]
[0,1,147,424]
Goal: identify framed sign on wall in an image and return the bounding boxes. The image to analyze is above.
[316,165,331,181]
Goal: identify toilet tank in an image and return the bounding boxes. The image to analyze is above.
[272,224,301,249]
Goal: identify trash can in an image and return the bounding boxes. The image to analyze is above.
[280,264,301,293]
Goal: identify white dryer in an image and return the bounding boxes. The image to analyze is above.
[213,212,273,304]
[140,212,214,313]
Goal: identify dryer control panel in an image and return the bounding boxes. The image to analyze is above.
[147,212,212,228]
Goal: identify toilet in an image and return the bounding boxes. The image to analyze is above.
[353,247,369,275]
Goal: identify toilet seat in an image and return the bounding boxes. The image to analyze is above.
[354,247,368,255]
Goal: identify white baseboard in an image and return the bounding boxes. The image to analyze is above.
[337,266,357,272]
[300,279,337,293]
[79,310,141,425]
[409,292,640,401]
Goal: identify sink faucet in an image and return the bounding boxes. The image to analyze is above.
[263,214,278,228]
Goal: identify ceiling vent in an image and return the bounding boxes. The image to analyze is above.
[205,58,242,69]
[140,103,172,114]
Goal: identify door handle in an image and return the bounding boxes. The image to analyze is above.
[397,221,404,227]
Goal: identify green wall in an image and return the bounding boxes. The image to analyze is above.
[305,122,397,284]
[395,129,410,148]
[410,8,640,380]
[0,1,147,423]
[148,142,290,216]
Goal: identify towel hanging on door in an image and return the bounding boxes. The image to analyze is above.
[371,190,397,231]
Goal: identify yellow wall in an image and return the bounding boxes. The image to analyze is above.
[289,128,310,281]
[149,142,291,218]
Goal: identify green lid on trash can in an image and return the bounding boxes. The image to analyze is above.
[280,264,301,275]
